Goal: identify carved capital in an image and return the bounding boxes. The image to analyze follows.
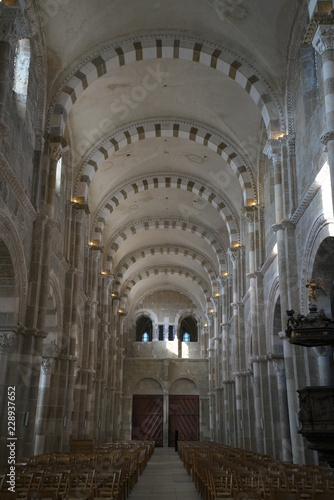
[312,24,334,54]
[263,139,282,164]
[304,11,334,45]
[242,204,257,224]
[0,331,16,355]
[273,359,286,376]
[320,131,334,146]
[41,356,56,375]
[47,135,68,162]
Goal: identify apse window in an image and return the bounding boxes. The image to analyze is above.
[13,38,31,119]
[142,332,149,342]
[183,333,191,343]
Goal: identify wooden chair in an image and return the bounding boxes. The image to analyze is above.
[233,492,262,499]
[27,491,58,500]
[1,492,17,500]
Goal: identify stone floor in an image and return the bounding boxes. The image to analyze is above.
[128,447,201,500]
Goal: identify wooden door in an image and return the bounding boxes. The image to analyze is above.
[168,395,199,446]
[132,395,163,447]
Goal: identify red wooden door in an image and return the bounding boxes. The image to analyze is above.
[132,395,163,447]
[168,395,199,446]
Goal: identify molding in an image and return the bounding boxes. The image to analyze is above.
[290,182,322,226]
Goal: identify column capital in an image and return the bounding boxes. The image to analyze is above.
[263,138,282,163]
[216,275,231,290]
[271,219,295,233]
[41,356,56,375]
[242,204,258,223]
[320,130,334,146]
[71,200,90,214]
[47,135,68,162]
[312,23,334,54]
[304,10,334,45]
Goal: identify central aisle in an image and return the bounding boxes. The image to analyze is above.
[129,446,202,500]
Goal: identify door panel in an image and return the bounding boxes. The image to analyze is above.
[168,395,199,446]
[132,395,163,447]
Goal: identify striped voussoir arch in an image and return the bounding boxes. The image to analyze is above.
[104,217,226,271]
[75,120,256,204]
[109,244,221,294]
[119,265,212,305]
[49,35,283,139]
[92,173,239,246]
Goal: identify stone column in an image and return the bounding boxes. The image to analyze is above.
[273,358,293,461]
[0,331,16,466]
[208,338,215,441]
[34,346,60,455]
[65,202,88,438]
[312,346,334,386]
[311,20,334,201]
[97,273,113,443]
[279,331,305,463]
[265,139,305,464]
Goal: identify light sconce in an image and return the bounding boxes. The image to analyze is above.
[118,308,126,315]
[111,292,119,298]
[208,308,214,314]
[214,292,220,297]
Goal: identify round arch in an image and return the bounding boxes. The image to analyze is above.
[75,119,256,205]
[114,244,219,294]
[104,216,227,272]
[91,172,239,246]
[300,216,334,313]
[48,34,284,138]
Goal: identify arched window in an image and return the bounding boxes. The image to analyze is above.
[13,38,31,119]
[180,316,198,342]
[136,316,152,341]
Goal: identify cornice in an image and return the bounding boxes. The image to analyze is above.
[290,182,321,226]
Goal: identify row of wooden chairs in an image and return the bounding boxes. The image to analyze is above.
[178,441,334,500]
[0,440,154,499]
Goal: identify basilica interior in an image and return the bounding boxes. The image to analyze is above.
[1,0,334,471]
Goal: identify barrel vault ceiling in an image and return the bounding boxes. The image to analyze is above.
[37,0,299,315]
